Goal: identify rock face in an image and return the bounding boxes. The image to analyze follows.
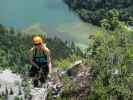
[0,69,24,100]
[66,60,91,78]
[66,60,83,77]
[0,61,92,99]
[30,87,48,100]
[0,69,63,100]
[0,69,22,83]
[61,60,92,98]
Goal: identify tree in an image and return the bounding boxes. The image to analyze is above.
[63,0,133,27]
[0,24,6,33]
[86,24,133,99]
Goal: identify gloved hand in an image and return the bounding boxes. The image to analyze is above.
[48,74,52,79]
[35,65,39,70]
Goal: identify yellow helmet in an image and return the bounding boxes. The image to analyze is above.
[32,36,43,45]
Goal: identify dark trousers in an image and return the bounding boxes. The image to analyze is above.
[29,64,49,84]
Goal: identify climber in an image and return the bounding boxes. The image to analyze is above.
[28,35,52,87]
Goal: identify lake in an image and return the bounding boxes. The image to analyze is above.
[0,0,79,29]
[0,0,102,49]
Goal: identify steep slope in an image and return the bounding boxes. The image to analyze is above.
[22,22,104,49]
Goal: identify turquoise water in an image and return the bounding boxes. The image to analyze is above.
[0,0,102,49]
[0,0,79,29]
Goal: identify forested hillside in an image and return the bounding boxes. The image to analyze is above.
[0,24,83,73]
[64,0,133,30]
[64,0,133,99]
